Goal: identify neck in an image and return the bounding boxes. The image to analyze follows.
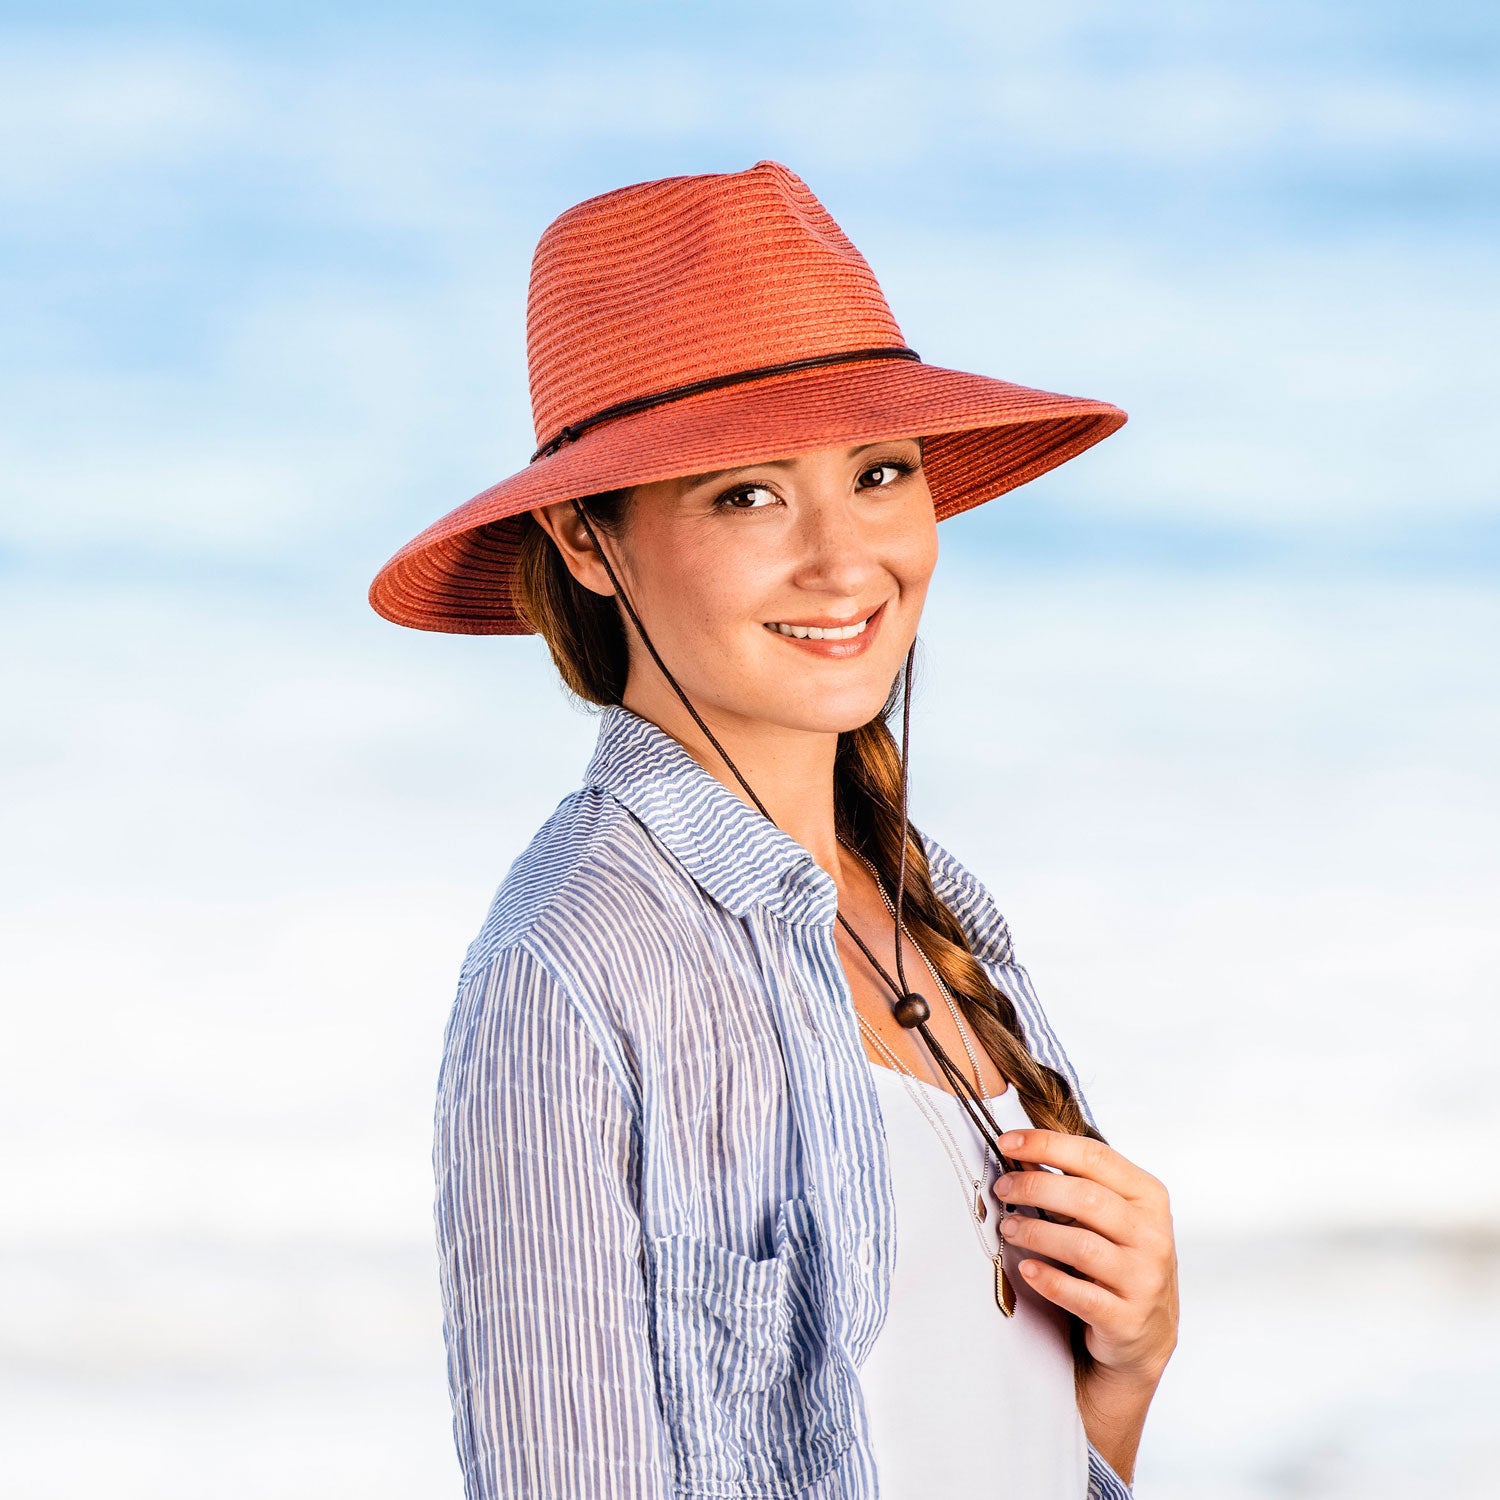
[621,679,846,882]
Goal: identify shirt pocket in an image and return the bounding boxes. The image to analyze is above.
[649,1194,856,1498]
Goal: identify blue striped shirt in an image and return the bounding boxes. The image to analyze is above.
[433,702,1135,1499]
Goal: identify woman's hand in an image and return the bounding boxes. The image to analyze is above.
[991,1129,1179,1384]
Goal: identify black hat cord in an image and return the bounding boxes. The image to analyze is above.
[569,499,1027,1182]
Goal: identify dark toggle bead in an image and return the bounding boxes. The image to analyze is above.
[892,992,931,1028]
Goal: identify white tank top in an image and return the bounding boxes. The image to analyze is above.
[858,1061,1090,1498]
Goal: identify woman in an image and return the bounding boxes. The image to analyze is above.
[370,160,1178,1500]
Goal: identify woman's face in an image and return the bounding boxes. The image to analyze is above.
[539,436,938,736]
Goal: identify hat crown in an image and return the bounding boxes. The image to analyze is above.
[525,159,906,448]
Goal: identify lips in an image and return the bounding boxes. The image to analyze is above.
[765,618,867,641]
[763,602,883,640]
[762,599,887,656]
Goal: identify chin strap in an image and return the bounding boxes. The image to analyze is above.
[569,497,1022,1178]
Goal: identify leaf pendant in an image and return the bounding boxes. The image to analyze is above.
[993,1252,1016,1316]
[974,1181,987,1223]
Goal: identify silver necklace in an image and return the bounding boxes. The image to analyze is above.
[858,1016,1019,1316]
[839,839,1019,1316]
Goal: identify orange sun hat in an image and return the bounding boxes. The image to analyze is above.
[368,158,1127,635]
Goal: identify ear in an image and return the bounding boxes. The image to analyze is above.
[530,498,619,599]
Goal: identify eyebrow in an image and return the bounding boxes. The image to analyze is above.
[675,439,921,492]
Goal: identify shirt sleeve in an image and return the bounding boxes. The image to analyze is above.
[432,939,675,1500]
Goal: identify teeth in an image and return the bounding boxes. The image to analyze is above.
[766,615,870,641]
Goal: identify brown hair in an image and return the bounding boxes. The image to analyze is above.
[514,467,1106,1373]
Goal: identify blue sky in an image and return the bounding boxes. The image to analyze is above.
[2,5,1498,1495]
[5,0,1496,592]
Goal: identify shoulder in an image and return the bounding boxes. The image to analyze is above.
[916,824,1016,968]
[460,784,698,978]
[446,787,691,1107]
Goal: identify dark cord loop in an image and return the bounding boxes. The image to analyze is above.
[530,345,920,463]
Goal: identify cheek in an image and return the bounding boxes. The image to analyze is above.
[894,513,940,593]
[644,552,758,645]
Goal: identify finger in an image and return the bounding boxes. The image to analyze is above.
[1001,1209,1135,1297]
[1011,1250,1128,1325]
[991,1170,1136,1245]
[997,1129,1164,1204]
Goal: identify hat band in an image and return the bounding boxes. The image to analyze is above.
[529,344,921,464]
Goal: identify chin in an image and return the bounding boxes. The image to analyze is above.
[747,685,894,737]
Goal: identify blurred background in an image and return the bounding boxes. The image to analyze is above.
[2,1,1497,1496]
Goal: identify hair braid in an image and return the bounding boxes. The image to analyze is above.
[834,712,1105,1147]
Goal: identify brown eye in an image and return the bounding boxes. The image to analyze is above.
[714,483,779,511]
[859,461,913,489]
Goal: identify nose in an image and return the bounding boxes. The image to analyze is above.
[787,486,884,598]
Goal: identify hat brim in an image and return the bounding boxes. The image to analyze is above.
[368,356,1127,634]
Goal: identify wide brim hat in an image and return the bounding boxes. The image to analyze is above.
[369,159,1127,635]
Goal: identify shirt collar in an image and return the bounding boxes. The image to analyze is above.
[582,703,839,925]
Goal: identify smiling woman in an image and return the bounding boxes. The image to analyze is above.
[369,159,1174,1500]
[520,438,934,713]
[513,438,924,711]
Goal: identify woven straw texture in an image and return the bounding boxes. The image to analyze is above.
[369,160,1127,635]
